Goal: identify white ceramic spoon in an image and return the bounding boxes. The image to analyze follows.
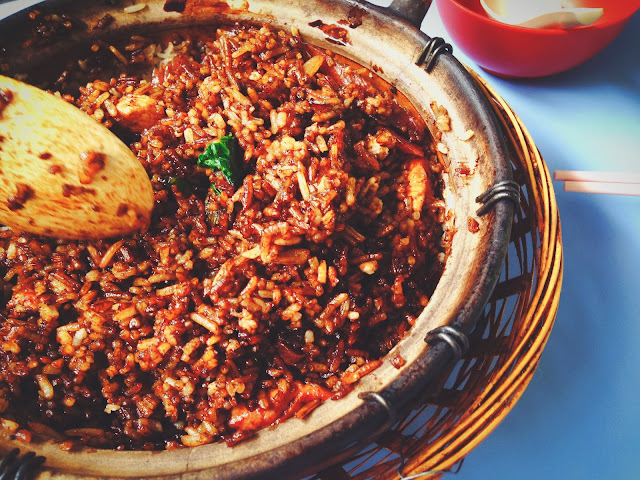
[0,75,154,240]
[480,0,604,29]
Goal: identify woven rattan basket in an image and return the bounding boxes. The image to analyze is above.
[306,67,564,480]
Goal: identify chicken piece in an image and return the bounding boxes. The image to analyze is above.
[406,157,434,213]
[115,94,164,132]
[228,379,295,431]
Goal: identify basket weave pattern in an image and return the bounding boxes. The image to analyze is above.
[310,68,563,480]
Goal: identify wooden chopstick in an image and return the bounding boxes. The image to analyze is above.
[553,171,640,196]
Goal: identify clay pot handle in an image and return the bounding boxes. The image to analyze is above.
[386,0,433,28]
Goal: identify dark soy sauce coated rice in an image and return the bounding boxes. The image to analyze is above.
[0,23,447,450]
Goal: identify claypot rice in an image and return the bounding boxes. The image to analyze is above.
[0,20,448,451]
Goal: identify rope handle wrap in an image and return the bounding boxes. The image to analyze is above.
[425,325,469,361]
[0,448,45,480]
[476,180,521,216]
[416,37,453,72]
[358,391,398,430]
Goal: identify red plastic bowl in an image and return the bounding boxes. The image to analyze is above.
[435,0,640,78]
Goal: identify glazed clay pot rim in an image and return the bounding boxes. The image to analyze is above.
[0,1,514,478]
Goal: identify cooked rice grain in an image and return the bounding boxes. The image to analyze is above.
[0,23,447,450]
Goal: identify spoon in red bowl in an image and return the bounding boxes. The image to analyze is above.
[480,0,604,29]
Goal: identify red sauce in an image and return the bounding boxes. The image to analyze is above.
[339,5,367,29]
[347,5,366,28]
[467,217,480,233]
[308,20,350,46]
[0,88,13,117]
[7,183,34,211]
[456,165,472,176]
[116,203,129,216]
[164,0,247,15]
[391,354,406,369]
[79,151,106,184]
[92,13,114,30]
[48,164,63,174]
[61,184,96,197]
[14,429,32,444]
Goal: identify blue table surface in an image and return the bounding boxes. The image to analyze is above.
[419,6,640,480]
[2,1,639,479]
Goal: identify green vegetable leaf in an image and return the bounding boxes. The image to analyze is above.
[198,135,241,187]
[169,176,192,194]
[211,184,223,195]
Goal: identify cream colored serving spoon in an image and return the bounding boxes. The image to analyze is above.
[0,75,153,240]
[480,0,604,29]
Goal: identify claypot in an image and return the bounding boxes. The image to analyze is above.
[0,1,514,478]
